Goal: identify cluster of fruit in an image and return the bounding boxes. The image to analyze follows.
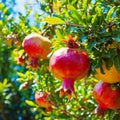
[17,33,120,116]
[93,64,120,116]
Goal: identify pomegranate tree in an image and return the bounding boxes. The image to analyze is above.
[49,35,90,98]
[35,91,52,112]
[93,81,120,116]
[22,33,51,68]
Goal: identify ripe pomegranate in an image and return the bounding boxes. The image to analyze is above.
[95,64,120,83]
[93,81,120,116]
[22,33,51,68]
[49,35,90,99]
[16,55,25,66]
[35,91,52,112]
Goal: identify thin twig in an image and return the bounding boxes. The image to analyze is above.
[48,1,53,16]
[0,101,6,120]
[40,25,52,36]
[66,22,84,28]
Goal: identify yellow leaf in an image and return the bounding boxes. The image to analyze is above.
[43,17,65,25]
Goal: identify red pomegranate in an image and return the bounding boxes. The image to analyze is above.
[49,35,90,99]
[93,81,120,116]
[16,55,25,66]
[22,33,51,68]
[35,91,52,112]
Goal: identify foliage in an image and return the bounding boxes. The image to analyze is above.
[0,0,120,120]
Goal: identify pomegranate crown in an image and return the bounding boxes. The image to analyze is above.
[62,35,79,48]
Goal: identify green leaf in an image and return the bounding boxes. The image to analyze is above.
[3,7,9,15]
[91,14,97,24]
[82,0,88,11]
[17,78,25,82]
[31,26,40,33]
[100,65,105,74]
[105,58,113,70]
[55,29,64,39]
[0,83,5,92]
[114,35,120,42]
[0,3,4,10]
[3,79,8,86]
[113,114,120,120]
[114,54,120,72]
[106,6,116,21]
[95,7,102,16]
[79,36,87,42]
[67,5,85,25]
[0,79,9,92]
[0,20,3,27]
[17,72,26,78]
[71,0,78,5]
[43,17,65,25]
[25,100,37,107]
[88,42,97,51]
[114,18,120,24]
[67,5,81,19]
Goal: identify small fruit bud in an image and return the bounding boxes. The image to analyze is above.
[16,55,25,66]
[20,82,29,89]
[35,92,53,112]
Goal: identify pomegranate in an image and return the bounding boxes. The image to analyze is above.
[22,33,51,68]
[16,55,25,66]
[49,35,90,98]
[93,81,120,116]
[35,91,52,112]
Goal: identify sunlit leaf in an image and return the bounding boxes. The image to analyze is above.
[3,7,9,15]
[53,1,61,12]
[67,5,85,25]
[67,5,81,19]
[0,79,9,92]
[25,100,37,107]
[0,20,3,27]
[82,0,88,11]
[0,3,4,10]
[106,6,116,21]
[3,79,8,85]
[43,17,65,25]
[91,14,97,24]
[95,7,102,16]
[17,72,26,78]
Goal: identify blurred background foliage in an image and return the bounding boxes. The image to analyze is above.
[0,0,120,120]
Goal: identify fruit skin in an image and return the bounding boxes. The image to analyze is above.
[49,47,89,98]
[95,64,120,83]
[35,92,52,112]
[22,33,51,68]
[50,48,89,80]
[93,81,120,116]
